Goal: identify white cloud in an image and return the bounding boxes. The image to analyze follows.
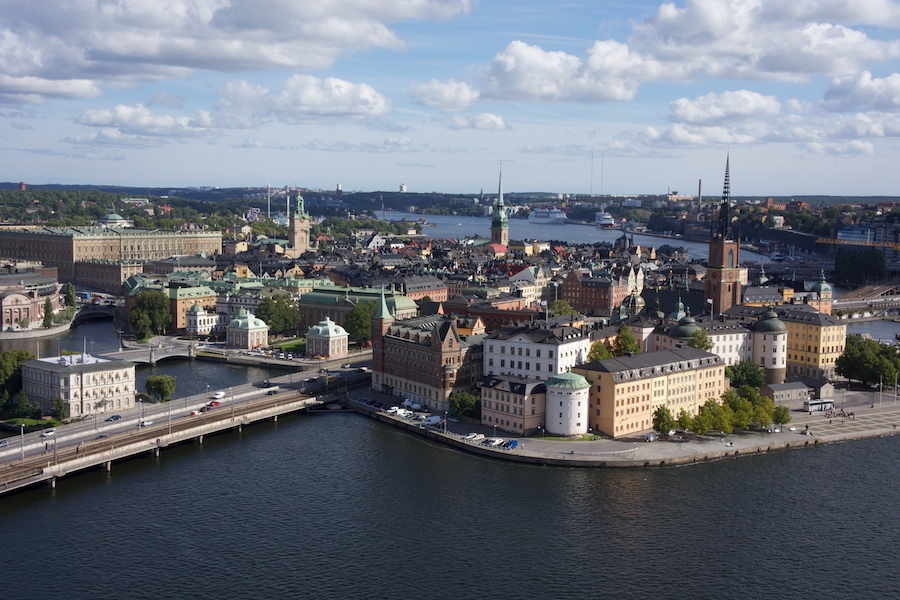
[217,75,392,121]
[410,79,479,111]
[483,40,646,102]
[0,0,471,102]
[446,113,508,130]
[823,71,900,112]
[304,136,415,153]
[75,104,217,138]
[669,90,781,125]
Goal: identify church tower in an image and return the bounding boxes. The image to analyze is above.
[490,166,509,247]
[287,194,311,257]
[371,286,395,394]
[704,155,745,315]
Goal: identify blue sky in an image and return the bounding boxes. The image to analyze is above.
[3,0,900,196]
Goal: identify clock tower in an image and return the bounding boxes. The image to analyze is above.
[705,155,745,315]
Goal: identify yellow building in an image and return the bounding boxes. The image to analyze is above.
[573,347,726,439]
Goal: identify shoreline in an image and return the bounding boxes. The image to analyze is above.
[349,390,900,468]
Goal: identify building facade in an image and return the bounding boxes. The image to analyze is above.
[21,354,136,417]
[573,347,726,439]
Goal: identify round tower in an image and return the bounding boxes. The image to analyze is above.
[752,308,787,385]
[545,372,591,437]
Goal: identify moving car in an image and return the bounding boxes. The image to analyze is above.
[139,420,153,427]
[211,391,226,399]
[41,429,56,437]
[0,439,9,447]
[105,414,122,422]
[190,410,202,416]
[207,401,221,407]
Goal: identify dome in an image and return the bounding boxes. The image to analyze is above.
[188,302,205,314]
[228,308,267,330]
[546,372,590,390]
[104,213,125,220]
[669,314,701,340]
[306,317,348,338]
[620,288,645,316]
[753,309,787,334]
[810,269,832,296]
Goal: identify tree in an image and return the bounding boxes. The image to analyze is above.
[722,388,754,430]
[255,295,301,335]
[345,301,378,343]
[772,405,792,427]
[0,349,34,400]
[612,326,641,356]
[145,375,177,403]
[548,299,577,317]
[587,340,613,362]
[726,359,765,389]
[42,297,54,328]
[676,409,692,431]
[51,396,69,420]
[64,283,77,307]
[652,406,676,435]
[687,329,714,351]
[129,290,171,339]
[691,407,714,435]
[449,391,479,418]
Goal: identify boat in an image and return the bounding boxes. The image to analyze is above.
[528,207,567,224]
[595,212,616,229]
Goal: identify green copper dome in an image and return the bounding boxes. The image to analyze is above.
[546,372,590,389]
[753,309,787,334]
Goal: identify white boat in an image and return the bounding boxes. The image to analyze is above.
[528,207,567,224]
[595,212,616,229]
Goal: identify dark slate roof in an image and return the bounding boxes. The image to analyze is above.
[577,347,722,383]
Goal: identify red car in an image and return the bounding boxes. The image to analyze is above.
[207,401,221,407]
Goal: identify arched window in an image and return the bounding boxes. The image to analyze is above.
[727,249,734,268]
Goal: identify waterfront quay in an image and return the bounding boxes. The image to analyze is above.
[347,387,900,468]
[0,378,366,496]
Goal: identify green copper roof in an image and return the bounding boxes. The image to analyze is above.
[546,372,590,389]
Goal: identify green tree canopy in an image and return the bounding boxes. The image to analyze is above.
[676,409,692,431]
[548,299,578,317]
[255,294,301,335]
[726,359,765,389]
[145,375,177,403]
[51,396,69,420]
[652,406,676,435]
[836,334,900,386]
[772,405,792,426]
[449,391,479,418]
[687,329,714,351]
[129,290,171,339]
[65,283,77,307]
[344,301,378,342]
[587,340,613,362]
[613,326,641,356]
[42,297,54,328]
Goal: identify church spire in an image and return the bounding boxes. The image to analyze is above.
[715,153,731,239]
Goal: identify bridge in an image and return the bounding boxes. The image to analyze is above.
[71,304,118,324]
[98,342,196,365]
[0,381,366,496]
[832,280,900,316]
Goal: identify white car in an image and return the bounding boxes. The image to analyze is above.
[212,391,226,399]
[41,429,56,437]
[139,420,154,427]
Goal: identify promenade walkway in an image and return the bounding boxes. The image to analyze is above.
[349,389,900,468]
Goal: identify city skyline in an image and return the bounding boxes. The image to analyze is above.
[3,1,900,196]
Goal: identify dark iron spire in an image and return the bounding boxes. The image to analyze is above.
[716,153,731,239]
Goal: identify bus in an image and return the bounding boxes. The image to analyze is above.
[803,399,834,413]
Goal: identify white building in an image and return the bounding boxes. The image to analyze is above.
[484,322,591,381]
[186,301,224,337]
[544,372,591,436]
[21,354,136,417]
[226,308,269,350]
[305,317,349,359]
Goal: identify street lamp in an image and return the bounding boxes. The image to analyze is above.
[19,423,25,460]
[230,387,234,420]
[493,424,497,439]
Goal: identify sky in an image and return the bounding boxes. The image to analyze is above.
[3,0,900,197]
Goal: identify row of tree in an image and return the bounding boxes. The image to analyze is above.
[653,385,791,436]
[836,334,900,387]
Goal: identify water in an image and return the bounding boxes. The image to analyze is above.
[0,413,897,599]
[0,321,285,400]
[387,211,771,263]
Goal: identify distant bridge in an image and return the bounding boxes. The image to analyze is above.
[71,305,118,324]
[97,343,195,365]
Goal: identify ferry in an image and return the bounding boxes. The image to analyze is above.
[595,212,616,229]
[528,207,567,224]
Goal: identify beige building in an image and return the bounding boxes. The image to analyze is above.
[0,227,221,283]
[573,347,726,439]
[21,354,136,417]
